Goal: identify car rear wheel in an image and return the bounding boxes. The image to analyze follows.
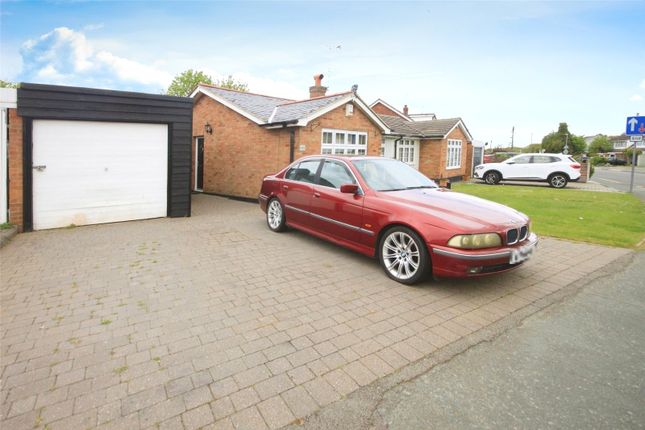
[379,227,429,284]
[266,198,286,232]
[484,171,501,185]
[548,173,568,189]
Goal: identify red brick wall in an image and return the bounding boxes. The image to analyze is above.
[192,96,292,199]
[7,109,23,230]
[418,125,472,183]
[371,102,402,118]
[192,97,383,199]
[296,102,383,158]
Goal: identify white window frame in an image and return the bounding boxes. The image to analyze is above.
[446,139,463,169]
[397,139,417,165]
[321,128,368,156]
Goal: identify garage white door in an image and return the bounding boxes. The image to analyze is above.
[32,120,168,230]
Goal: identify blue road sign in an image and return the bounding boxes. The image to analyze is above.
[626,116,645,135]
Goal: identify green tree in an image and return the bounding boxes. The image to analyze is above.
[588,135,612,154]
[522,143,542,153]
[0,80,19,88]
[540,122,586,154]
[625,147,643,164]
[216,75,248,92]
[167,69,213,96]
[166,70,249,97]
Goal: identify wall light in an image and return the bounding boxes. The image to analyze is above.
[204,123,213,135]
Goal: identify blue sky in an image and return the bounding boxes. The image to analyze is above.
[1,1,644,147]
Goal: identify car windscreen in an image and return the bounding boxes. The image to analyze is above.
[352,159,438,191]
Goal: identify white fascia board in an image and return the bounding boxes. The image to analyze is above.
[191,88,265,125]
[297,94,354,126]
[445,120,473,141]
[368,98,410,122]
[0,88,17,108]
[267,107,278,124]
[353,96,392,133]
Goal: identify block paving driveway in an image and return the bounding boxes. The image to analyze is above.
[1,195,631,430]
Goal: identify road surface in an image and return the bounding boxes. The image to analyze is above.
[593,166,645,201]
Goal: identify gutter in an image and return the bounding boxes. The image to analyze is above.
[260,119,299,129]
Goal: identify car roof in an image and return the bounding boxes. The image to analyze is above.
[511,153,567,157]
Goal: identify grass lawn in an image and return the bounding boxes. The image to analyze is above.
[452,183,645,249]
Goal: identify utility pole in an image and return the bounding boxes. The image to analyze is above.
[510,126,514,150]
[629,112,640,193]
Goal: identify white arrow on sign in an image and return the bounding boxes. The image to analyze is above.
[628,117,638,132]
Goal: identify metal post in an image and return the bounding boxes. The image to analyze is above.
[629,142,637,193]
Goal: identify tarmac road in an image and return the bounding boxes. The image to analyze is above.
[376,252,645,430]
[593,166,645,201]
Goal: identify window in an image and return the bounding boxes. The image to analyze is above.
[446,139,462,169]
[285,159,321,183]
[397,139,416,165]
[318,160,356,189]
[508,155,531,164]
[321,129,368,156]
[532,155,558,164]
[614,141,627,149]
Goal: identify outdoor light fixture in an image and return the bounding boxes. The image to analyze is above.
[204,123,213,135]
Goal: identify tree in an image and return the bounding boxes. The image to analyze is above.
[540,122,586,155]
[625,147,643,164]
[588,135,612,154]
[0,80,19,88]
[523,143,542,153]
[167,70,213,97]
[216,75,248,92]
[166,70,249,97]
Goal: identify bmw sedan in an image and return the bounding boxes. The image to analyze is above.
[259,156,538,284]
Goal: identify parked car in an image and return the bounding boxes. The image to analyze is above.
[473,153,581,188]
[259,156,537,284]
[607,158,627,166]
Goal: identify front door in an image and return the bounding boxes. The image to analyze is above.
[310,159,364,243]
[195,137,204,191]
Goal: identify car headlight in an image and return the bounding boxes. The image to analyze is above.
[448,233,502,249]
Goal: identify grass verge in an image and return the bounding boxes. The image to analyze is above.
[453,183,645,249]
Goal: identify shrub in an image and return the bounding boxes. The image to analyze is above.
[591,156,607,166]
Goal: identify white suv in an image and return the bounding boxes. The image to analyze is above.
[473,153,581,188]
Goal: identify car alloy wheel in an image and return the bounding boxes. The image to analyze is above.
[379,227,429,284]
[549,174,567,189]
[484,171,500,185]
[267,198,286,232]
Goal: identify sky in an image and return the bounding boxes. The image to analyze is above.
[1,0,644,147]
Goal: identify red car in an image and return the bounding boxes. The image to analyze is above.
[259,156,537,284]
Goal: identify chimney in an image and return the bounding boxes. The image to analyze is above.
[403,105,409,116]
[309,74,327,98]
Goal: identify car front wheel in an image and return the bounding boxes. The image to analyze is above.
[266,198,286,232]
[548,173,568,189]
[484,171,501,185]
[379,227,429,284]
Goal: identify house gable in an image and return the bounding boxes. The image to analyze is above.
[370,99,410,121]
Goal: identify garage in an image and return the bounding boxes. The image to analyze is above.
[32,120,168,230]
[15,83,193,231]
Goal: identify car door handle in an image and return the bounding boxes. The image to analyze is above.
[282,185,289,190]
[33,165,47,172]
[313,192,321,198]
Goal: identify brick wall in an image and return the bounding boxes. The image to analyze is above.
[192,96,292,199]
[192,97,383,199]
[7,108,23,230]
[296,102,383,158]
[418,125,472,184]
[370,102,402,118]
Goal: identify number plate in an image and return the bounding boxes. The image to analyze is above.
[509,242,535,265]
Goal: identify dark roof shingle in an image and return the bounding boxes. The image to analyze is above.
[377,114,462,138]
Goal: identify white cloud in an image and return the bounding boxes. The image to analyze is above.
[630,94,643,102]
[20,27,172,90]
[641,79,645,90]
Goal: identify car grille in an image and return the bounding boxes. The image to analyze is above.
[506,224,529,245]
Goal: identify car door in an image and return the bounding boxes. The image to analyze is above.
[310,159,364,243]
[281,159,322,226]
[529,155,558,179]
[502,155,532,179]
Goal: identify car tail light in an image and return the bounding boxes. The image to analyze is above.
[571,163,581,169]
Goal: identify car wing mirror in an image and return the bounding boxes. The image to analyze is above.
[340,184,359,194]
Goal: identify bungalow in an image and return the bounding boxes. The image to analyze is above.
[370,99,474,184]
[190,75,390,199]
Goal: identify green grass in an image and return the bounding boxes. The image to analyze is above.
[453,183,645,249]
